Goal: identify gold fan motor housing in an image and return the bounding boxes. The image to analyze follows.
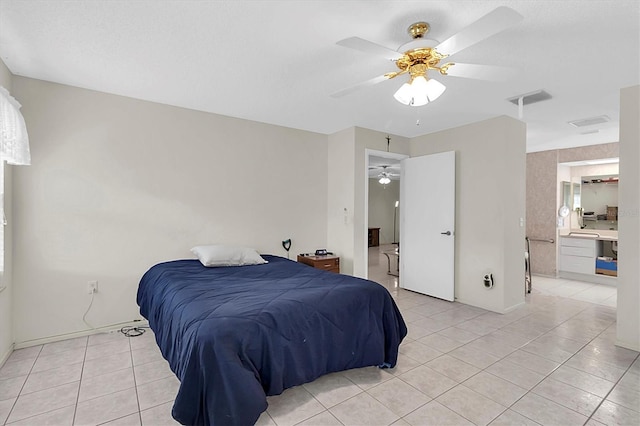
[385,22,455,81]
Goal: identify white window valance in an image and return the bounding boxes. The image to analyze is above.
[0,86,31,166]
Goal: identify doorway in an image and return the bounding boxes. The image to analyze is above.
[553,158,619,307]
[365,149,407,286]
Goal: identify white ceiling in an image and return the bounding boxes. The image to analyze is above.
[1,1,638,152]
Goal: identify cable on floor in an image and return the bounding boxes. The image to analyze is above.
[120,325,149,337]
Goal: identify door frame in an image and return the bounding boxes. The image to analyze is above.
[364,149,409,280]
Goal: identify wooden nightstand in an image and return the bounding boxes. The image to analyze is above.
[368,227,380,247]
[297,254,340,273]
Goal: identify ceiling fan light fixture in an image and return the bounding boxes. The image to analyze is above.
[378,175,391,185]
[393,81,416,105]
[426,78,446,101]
[393,76,446,106]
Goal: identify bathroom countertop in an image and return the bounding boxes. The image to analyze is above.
[560,230,618,242]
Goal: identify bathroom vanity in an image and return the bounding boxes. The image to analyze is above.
[558,231,618,285]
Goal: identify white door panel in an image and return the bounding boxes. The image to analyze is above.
[400,151,455,300]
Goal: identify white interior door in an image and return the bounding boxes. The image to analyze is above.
[400,151,455,300]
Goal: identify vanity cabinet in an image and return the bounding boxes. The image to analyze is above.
[559,237,596,274]
[558,235,617,285]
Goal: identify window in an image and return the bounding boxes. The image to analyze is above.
[0,86,30,166]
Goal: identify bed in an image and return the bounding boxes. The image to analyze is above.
[137,254,407,426]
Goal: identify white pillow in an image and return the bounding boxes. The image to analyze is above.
[191,245,268,267]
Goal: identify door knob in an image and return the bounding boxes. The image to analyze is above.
[441,231,451,236]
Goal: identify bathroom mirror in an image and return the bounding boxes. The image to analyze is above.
[561,181,581,211]
[579,174,618,230]
[572,182,581,209]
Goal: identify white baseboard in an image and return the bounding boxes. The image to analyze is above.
[503,301,526,314]
[454,297,502,314]
[557,271,617,286]
[0,343,14,368]
[13,319,150,350]
[615,338,640,352]
[532,273,558,278]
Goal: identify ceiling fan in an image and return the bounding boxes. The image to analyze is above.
[373,165,399,184]
[331,6,523,106]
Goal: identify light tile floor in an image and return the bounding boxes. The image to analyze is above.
[0,246,637,425]
[528,275,617,308]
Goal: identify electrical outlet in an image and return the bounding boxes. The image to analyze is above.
[87,280,98,294]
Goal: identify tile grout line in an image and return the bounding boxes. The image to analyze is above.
[488,301,625,425]
[2,345,43,426]
[396,294,617,425]
[495,300,604,420]
[4,339,87,425]
[394,330,502,423]
[373,269,626,425]
[85,333,145,426]
[392,295,543,423]
[581,346,640,424]
[71,337,89,426]
[123,333,146,426]
[88,333,151,425]
[287,373,362,425]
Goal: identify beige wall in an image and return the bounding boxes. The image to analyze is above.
[327,128,409,277]
[12,77,329,344]
[617,85,640,351]
[327,128,356,274]
[410,115,527,313]
[525,143,619,275]
[0,59,14,364]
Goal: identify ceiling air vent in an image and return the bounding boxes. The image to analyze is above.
[507,90,552,106]
[568,115,610,128]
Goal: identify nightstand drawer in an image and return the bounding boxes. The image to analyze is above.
[297,255,340,273]
[316,258,339,271]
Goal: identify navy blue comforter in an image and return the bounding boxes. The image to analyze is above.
[137,255,407,425]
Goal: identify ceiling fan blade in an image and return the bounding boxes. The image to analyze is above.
[330,74,390,98]
[443,63,516,81]
[336,37,403,60]
[436,6,523,57]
